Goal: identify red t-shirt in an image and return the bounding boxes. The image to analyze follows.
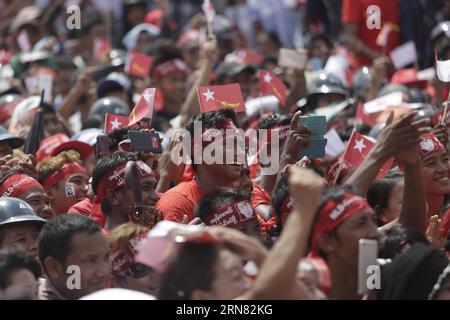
[156,179,203,222]
[342,0,400,67]
[251,183,277,232]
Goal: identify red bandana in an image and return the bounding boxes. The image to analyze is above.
[95,160,156,201]
[0,174,42,197]
[310,192,372,256]
[111,233,147,275]
[419,133,445,160]
[42,163,87,187]
[204,200,256,227]
[153,59,187,81]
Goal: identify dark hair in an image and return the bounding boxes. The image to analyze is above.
[196,188,246,222]
[37,214,101,270]
[41,102,56,115]
[158,243,219,300]
[185,108,238,137]
[0,249,41,290]
[80,13,104,37]
[367,171,404,226]
[378,225,429,260]
[91,152,137,214]
[257,113,292,130]
[271,174,289,231]
[185,109,238,168]
[150,41,184,78]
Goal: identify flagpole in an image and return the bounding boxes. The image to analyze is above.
[332,128,355,185]
[441,91,450,125]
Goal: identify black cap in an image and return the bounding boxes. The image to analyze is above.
[0,125,24,149]
[0,198,46,228]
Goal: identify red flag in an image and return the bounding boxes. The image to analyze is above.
[355,101,372,125]
[129,88,156,126]
[236,49,263,65]
[104,113,129,133]
[125,51,153,78]
[259,70,287,106]
[197,83,245,113]
[93,38,110,62]
[343,131,393,178]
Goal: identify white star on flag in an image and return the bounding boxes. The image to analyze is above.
[143,91,153,104]
[353,139,366,153]
[263,73,272,83]
[111,118,122,130]
[203,88,215,101]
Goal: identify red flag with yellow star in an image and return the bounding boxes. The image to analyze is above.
[125,51,153,79]
[259,69,287,106]
[197,83,245,113]
[128,88,156,126]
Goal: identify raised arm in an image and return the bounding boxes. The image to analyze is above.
[243,166,325,300]
[345,112,429,196]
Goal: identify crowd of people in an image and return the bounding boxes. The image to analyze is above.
[0,0,449,300]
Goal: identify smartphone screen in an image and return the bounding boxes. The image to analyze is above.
[129,130,163,154]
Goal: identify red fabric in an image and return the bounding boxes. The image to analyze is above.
[419,133,445,160]
[68,198,92,216]
[390,68,428,89]
[441,208,450,238]
[42,163,87,187]
[152,59,187,81]
[92,196,106,228]
[342,0,400,67]
[145,9,163,28]
[251,183,271,208]
[126,51,153,78]
[94,160,156,201]
[310,193,372,255]
[259,70,287,106]
[251,183,277,232]
[111,233,147,275]
[104,113,129,133]
[203,200,256,227]
[0,174,42,197]
[129,88,156,126]
[181,164,195,182]
[197,84,246,113]
[156,179,203,222]
[343,131,393,178]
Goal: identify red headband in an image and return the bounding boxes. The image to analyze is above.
[204,200,256,227]
[111,233,147,275]
[42,163,87,188]
[95,160,156,201]
[325,157,349,185]
[193,118,240,150]
[0,174,42,197]
[310,192,371,256]
[153,59,187,81]
[265,125,290,144]
[419,133,445,160]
